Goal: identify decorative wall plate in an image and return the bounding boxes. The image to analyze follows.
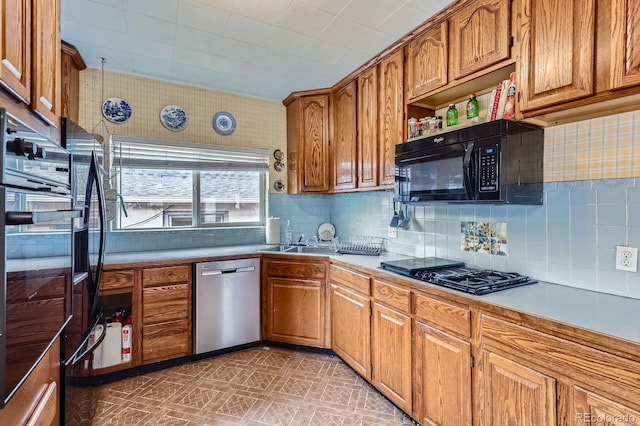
[273,180,285,192]
[212,111,236,135]
[102,97,132,123]
[273,149,284,160]
[274,161,285,171]
[160,105,188,131]
[318,222,336,241]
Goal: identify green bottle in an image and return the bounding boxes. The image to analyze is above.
[466,94,479,119]
[446,104,459,127]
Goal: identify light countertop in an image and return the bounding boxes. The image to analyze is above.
[101,245,640,345]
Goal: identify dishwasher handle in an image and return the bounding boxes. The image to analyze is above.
[200,266,256,276]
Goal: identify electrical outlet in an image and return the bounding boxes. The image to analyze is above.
[388,226,398,238]
[615,246,638,272]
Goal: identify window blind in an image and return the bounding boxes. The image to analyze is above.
[68,135,269,171]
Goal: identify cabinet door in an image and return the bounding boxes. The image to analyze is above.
[406,22,448,100]
[413,321,471,426]
[610,0,640,90]
[31,0,61,126]
[573,386,640,425]
[371,302,411,412]
[357,67,378,188]
[482,350,556,426]
[378,50,403,187]
[332,81,357,191]
[518,0,595,112]
[266,277,325,347]
[449,0,511,81]
[330,284,370,379]
[0,0,31,103]
[300,95,330,192]
[142,319,191,363]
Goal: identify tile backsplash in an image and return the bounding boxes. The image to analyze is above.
[329,178,640,300]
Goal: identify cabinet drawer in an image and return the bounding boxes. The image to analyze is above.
[143,319,191,363]
[142,265,190,287]
[265,259,326,279]
[414,293,470,337]
[143,283,190,324]
[330,264,370,295]
[101,270,134,292]
[373,279,410,313]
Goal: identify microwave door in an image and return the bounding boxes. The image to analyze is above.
[399,144,469,202]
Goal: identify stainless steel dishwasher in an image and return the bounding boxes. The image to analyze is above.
[194,258,261,354]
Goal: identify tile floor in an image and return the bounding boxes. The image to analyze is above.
[84,346,417,425]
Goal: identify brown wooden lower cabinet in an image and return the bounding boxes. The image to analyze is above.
[412,321,471,426]
[480,350,556,426]
[262,256,328,348]
[330,283,371,379]
[141,264,192,363]
[371,301,412,413]
[265,277,325,347]
[573,386,640,425]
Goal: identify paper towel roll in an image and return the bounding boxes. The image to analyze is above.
[266,217,280,244]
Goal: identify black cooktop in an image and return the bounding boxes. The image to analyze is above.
[380,257,536,295]
[380,257,465,276]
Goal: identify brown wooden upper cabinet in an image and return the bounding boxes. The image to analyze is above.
[378,50,404,187]
[331,80,357,192]
[449,0,511,81]
[518,0,595,112]
[406,22,448,102]
[285,92,331,193]
[0,0,31,104]
[357,67,378,188]
[31,0,61,126]
[609,0,640,90]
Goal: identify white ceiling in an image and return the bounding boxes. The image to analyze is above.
[61,0,452,101]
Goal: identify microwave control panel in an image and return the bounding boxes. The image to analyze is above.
[479,145,499,192]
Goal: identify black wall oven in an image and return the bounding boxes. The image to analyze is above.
[0,108,81,406]
[395,119,544,205]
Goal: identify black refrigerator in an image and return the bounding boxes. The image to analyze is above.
[60,119,107,425]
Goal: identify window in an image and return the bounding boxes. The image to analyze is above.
[71,136,268,230]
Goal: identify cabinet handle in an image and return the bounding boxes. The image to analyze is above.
[26,381,57,426]
[1,59,22,79]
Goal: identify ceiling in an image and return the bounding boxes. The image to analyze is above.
[61,0,452,101]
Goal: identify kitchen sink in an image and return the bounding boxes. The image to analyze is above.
[260,245,338,255]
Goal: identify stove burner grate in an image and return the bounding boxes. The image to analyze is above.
[412,267,536,295]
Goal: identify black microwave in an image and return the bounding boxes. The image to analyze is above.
[395,120,544,205]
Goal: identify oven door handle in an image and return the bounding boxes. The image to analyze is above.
[5,209,82,225]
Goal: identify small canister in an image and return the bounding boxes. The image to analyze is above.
[429,117,437,134]
[408,117,417,138]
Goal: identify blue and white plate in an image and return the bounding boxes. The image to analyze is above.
[102,97,132,123]
[160,105,188,131]
[212,111,236,135]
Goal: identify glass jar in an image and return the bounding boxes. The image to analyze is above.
[466,94,479,119]
[446,104,459,127]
